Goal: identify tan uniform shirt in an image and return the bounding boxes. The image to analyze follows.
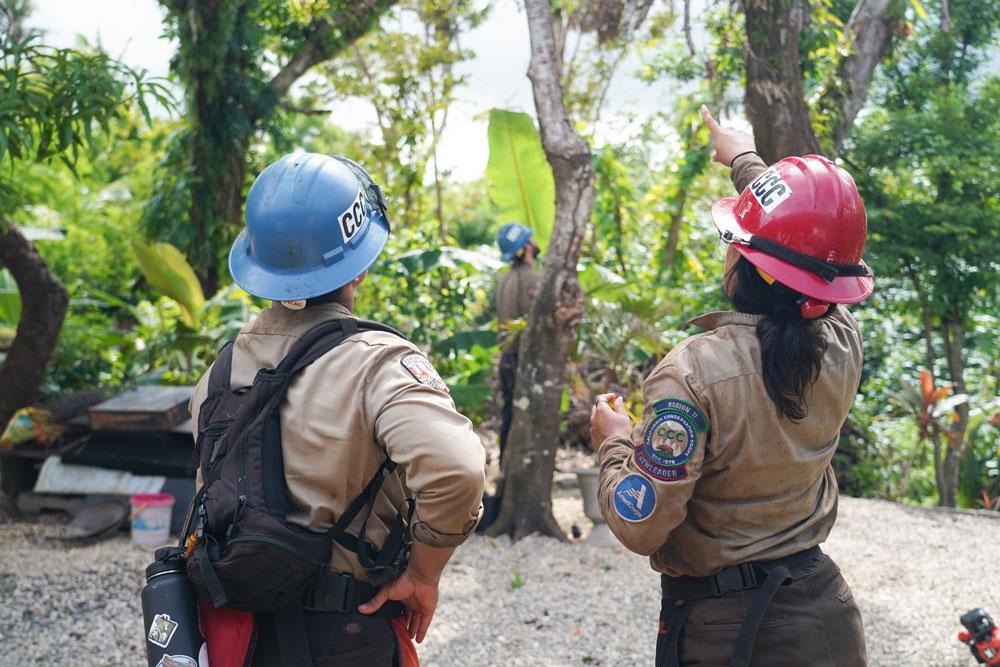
[495,263,539,348]
[597,153,864,577]
[190,302,486,581]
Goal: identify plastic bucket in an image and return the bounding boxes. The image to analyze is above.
[130,493,175,548]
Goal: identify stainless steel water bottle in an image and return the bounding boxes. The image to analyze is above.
[141,552,204,667]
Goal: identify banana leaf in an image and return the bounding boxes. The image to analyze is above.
[131,240,205,328]
[486,109,556,248]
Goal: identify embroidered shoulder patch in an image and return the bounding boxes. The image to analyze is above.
[613,474,655,522]
[401,353,449,394]
[634,398,708,482]
[748,167,792,213]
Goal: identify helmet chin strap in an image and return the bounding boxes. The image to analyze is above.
[756,267,830,320]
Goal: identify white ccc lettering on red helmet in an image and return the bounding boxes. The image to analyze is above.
[749,168,792,213]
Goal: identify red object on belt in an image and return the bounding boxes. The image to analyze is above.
[391,617,421,667]
[200,602,256,667]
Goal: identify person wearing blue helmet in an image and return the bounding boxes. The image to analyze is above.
[189,153,485,666]
[494,221,541,458]
[477,223,540,531]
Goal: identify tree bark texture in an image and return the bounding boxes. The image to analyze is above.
[488,0,595,540]
[741,0,896,161]
[0,221,69,430]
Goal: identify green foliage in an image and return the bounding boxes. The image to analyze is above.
[318,0,488,234]
[0,33,170,210]
[844,1,1000,504]
[0,269,21,325]
[486,109,556,248]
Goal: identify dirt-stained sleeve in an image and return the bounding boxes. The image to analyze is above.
[730,152,769,193]
[596,364,709,556]
[364,340,486,547]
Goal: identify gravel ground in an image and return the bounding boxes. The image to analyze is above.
[0,492,997,666]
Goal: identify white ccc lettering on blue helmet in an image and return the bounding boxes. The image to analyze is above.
[338,188,370,243]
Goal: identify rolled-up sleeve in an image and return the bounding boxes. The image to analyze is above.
[597,365,710,556]
[365,344,486,547]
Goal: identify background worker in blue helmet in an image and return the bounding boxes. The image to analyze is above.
[494,222,540,463]
[478,223,540,530]
[189,153,486,665]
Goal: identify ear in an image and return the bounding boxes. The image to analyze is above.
[352,271,368,287]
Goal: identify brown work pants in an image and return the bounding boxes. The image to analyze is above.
[660,552,867,666]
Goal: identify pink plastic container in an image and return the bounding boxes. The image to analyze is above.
[130,493,175,548]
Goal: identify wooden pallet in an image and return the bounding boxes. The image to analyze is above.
[88,386,194,432]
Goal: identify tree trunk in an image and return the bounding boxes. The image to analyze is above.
[939,311,968,507]
[487,0,595,540]
[741,0,821,161]
[741,0,897,160]
[0,221,69,430]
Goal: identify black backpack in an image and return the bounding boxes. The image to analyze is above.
[180,317,415,614]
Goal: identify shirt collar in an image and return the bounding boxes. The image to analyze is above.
[687,310,763,331]
[268,301,352,317]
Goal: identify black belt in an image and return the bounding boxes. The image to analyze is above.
[661,545,821,600]
[659,546,822,667]
[304,569,380,613]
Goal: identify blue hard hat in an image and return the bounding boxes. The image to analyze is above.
[496,222,533,262]
[229,153,390,301]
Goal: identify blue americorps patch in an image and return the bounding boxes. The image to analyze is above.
[635,398,708,481]
[614,474,655,522]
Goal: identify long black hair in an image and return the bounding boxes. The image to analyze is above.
[728,256,832,421]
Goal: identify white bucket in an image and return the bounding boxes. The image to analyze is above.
[130,493,174,548]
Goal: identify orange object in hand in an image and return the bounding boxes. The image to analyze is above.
[609,396,639,424]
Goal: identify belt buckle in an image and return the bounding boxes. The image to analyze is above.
[711,563,759,596]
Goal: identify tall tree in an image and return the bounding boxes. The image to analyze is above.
[850,0,1000,506]
[489,0,652,539]
[740,0,901,160]
[147,0,397,295]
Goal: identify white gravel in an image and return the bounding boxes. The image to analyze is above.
[0,493,997,666]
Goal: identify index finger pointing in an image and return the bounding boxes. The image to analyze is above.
[700,104,721,132]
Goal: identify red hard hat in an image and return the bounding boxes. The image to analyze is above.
[711,155,874,305]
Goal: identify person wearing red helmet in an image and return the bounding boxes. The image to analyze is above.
[589,108,870,667]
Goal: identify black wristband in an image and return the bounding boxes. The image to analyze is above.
[729,150,759,168]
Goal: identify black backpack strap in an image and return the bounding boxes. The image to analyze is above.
[208,341,235,393]
[324,458,397,551]
[323,457,414,587]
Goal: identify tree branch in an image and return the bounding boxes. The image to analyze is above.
[0,221,69,430]
[683,0,697,57]
[279,102,332,116]
[824,0,895,152]
[268,0,398,101]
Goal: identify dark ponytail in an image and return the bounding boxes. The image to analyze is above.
[728,257,831,422]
